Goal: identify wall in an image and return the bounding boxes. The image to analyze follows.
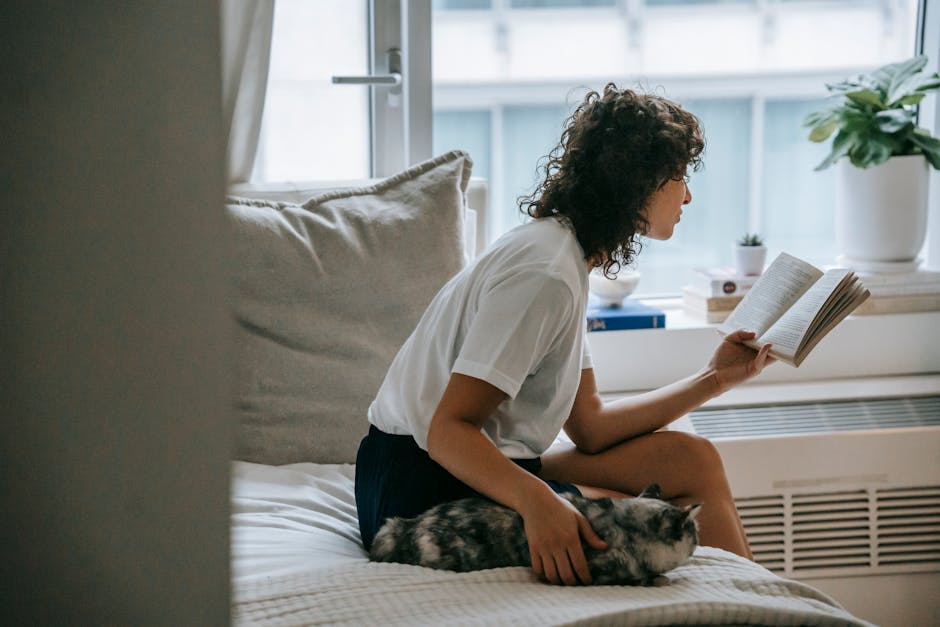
[0,3,231,624]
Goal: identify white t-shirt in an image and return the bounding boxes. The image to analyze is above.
[368,217,593,459]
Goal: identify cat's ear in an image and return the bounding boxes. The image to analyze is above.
[638,483,662,500]
[682,503,703,521]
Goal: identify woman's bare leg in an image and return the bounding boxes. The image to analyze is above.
[541,430,752,559]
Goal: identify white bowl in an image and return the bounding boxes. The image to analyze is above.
[589,270,641,307]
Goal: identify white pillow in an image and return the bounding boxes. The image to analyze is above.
[227,150,472,464]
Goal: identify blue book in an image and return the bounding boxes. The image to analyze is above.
[586,298,666,331]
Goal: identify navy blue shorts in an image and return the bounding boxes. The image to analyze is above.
[355,424,581,551]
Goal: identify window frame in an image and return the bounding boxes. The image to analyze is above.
[918,0,940,270]
[371,0,434,177]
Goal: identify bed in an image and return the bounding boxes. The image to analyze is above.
[226,150,872,626]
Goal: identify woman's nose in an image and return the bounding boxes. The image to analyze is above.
[683,184,692,205]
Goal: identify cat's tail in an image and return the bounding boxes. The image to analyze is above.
[369,517,408,563]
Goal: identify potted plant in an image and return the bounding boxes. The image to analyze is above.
[803,55,940,272]
[734,233,766,276]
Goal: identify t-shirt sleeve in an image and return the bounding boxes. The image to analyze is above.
[452,270,577,399]
[581,329,593,370]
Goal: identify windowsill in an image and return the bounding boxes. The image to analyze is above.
[586,297,940,395]
[644,296,724,329]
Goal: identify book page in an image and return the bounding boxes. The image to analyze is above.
[719,252,823,338]
[792,277,870,365]
[803,274,860,340]
[759,269,852,359]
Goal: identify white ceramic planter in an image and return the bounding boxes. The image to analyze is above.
[836,155,929,271]
[734,245,767,276]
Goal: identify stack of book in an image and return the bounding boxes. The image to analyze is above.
[853,269,940,314]
[684,265,940,320]
[586,297,666,331]
[681,288,742,323]
[682,267,761,323]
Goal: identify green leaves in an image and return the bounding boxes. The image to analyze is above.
[910,130,940,169]
[879,55,928,105]
[916,75,940,92]
[814,130,853,171]
[803,55,940,170]
[846,89,884,108]
[875,108,914,133]
[896,93,926,106]
[805,107,841,143]
[737,233,764,246]
[809,120,839,143]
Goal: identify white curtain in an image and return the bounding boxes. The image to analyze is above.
[221,0,276,183]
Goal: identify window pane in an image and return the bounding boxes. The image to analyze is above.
[761,99,837,267]
[433,0,492,9]
[432,0,919,296]
[511,0,616,7]
[501,105,569,236]
[647,0,751,6]
[433,110,492,183]
[254,0,370,181]
[639,98,752,294]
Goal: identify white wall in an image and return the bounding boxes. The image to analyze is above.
[0,3,231,624]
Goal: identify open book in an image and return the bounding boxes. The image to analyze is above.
[718,252,870,367]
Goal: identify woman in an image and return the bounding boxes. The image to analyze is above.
[355,83,774,587]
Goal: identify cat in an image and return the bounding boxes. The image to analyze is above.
[369,484,700,586]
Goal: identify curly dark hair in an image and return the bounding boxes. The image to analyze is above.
[520,84,704,277]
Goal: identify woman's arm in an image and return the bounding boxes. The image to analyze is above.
[565,329,774,454]
[426,373,607,586]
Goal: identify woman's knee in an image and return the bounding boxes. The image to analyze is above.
[661,431,727,482]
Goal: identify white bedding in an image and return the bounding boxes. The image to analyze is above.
[231,461,873,626]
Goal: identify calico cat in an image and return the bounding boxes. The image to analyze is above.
[369,484,700,585]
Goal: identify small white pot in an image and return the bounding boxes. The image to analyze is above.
[734,245,767,276]
[836,155,929,271]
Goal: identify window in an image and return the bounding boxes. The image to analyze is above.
[254,0,371,181]
[431,0,922,294]
[256,0,431,181]
[257,0,934,296]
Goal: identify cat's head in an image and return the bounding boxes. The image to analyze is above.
[631,484,701,547]
[604,484,701,572]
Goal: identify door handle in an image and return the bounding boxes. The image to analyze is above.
[332,48,402,93]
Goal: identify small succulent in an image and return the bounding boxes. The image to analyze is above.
[803,55,940,170]
[737,233,764,247]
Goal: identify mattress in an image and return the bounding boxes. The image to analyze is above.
[231,461,872,626]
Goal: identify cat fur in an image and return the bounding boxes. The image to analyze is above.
[369,484,700,586]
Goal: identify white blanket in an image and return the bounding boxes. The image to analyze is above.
[231,461,872,626]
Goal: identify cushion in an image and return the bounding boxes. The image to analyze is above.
[227,150,472,464]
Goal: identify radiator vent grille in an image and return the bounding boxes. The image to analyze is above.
[691,395,940,439]
[738,486,940,577]
[791,491,870,571]
[736,495,785,571]
[876,487,940,567]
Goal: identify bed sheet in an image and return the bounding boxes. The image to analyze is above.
[231,461,872,626]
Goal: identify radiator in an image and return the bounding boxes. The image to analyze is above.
[679,378,940,626]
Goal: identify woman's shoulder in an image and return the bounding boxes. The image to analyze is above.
[496,217,579,259]
[481,219,586,293]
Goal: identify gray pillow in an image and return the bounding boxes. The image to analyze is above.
[227,150,472,464]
